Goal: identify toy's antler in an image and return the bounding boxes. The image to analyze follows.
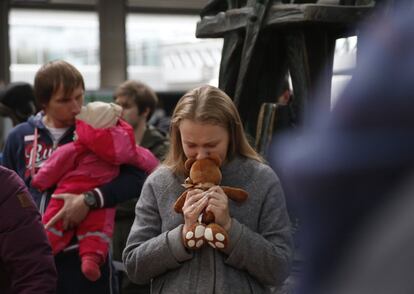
[209,154,221,167]
[184,158,197,171]
[222,186,248,203]
[174,190,188,213]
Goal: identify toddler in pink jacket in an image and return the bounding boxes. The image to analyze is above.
[32,101,158,281]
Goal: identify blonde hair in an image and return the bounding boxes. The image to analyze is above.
[164,85,262,175]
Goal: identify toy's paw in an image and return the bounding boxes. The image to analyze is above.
[204,223,228,249]
[184,223,206,249]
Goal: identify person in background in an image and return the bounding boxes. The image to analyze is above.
[113,79,169,293]
[0,165,57,294]
[0,81,37,126]
[147,103,171,134]
[275,77,296,132]
[114,80,169,160]
[2,60,147,294]
[0,82,37,164]
[123,85,293,293]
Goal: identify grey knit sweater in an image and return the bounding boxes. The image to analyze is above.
[123,156,293,294]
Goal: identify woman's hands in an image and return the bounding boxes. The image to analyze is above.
[205,186,232,231]
[182,189,208,235]
[182,186,232,234]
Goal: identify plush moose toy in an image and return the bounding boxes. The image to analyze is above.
[174,155,248,250]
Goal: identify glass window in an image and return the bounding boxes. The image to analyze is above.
[126,13,223,91]
[9,9,99,89]
[331,36,357,106]
[9,9,222,91]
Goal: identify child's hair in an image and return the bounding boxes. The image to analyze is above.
[76,102,122,129]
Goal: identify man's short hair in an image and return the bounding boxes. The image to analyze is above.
[34,60,85,108]
[114,80,158,120]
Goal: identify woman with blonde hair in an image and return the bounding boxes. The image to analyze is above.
[123,85,293,293]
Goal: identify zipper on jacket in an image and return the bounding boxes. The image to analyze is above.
[39,191,48,216]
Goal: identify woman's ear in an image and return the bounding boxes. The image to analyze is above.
[184,158,196,170]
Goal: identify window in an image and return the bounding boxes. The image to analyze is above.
[126,13,222,91]
[9,9,222,91]
[9,9,99,89]
[331,36,358,106]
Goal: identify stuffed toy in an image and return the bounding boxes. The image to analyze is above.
[174,155,248,250]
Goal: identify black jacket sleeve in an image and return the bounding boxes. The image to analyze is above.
[97,165,147,208]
